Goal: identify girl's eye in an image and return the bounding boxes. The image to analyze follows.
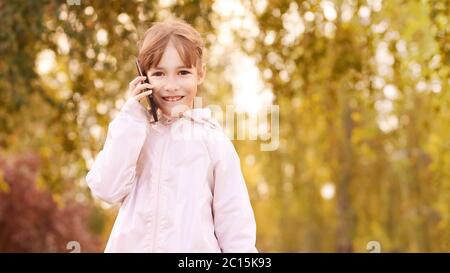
[152,71,164,77]
[179,70,191,75]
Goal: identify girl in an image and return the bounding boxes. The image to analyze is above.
[86,19,258,253]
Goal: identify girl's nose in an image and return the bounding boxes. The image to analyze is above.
[163,76,180,92]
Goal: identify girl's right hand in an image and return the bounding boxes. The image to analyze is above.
[127,76,154,102]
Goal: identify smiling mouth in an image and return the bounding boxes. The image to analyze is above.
[162,96,184,102]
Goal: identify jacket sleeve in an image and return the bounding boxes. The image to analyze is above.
[212,136,258,253]
[86,98,149,205]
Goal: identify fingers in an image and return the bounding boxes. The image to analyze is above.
[127,76,154,103]
[135,90,153,101]
[132,83,153,97]
[127,76,146,98]
[129,76,147,89]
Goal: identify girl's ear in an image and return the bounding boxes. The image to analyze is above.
[197,63,206,85]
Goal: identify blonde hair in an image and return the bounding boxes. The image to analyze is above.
[137,19,204,72]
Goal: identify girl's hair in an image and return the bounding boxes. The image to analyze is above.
[137,19,204,72]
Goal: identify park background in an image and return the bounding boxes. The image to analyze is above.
[0,0,449,252]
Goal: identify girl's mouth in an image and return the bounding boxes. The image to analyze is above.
[162,96,184,102]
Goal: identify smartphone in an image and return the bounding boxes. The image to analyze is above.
[135,58,158,122]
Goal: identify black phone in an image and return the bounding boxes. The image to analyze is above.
[135,58,158,122]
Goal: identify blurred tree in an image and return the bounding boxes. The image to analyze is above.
[237,0,450,252]
[0,153,101,252]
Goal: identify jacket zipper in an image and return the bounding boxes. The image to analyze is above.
[151,129,170,252]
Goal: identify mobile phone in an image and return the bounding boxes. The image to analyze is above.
[135,58,158,122]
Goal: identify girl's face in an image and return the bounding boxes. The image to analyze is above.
[147,41,206,117]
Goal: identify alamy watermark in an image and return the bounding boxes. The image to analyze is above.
[154,97,280,152]
[366,241,381,253]
[66,241,81,253]
[66,0,81,5]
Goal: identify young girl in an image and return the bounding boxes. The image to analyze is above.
[86,19,258,253]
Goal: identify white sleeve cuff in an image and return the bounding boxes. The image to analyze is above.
[120,97,150,122]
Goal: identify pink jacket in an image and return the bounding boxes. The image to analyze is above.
[86,98,258,252]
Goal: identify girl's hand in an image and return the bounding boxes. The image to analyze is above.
[127,76,154,102]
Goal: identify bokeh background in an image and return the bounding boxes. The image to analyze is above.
[0,0,449,252]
